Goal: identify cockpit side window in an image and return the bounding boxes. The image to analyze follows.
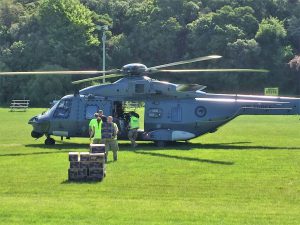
[53,99,72,119]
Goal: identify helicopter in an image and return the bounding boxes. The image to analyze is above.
[1,55,299,147]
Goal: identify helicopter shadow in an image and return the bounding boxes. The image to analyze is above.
[17,141,300,164]
[25,143,89,150]
[0,150,70,157]
[130,141,300,165]
[184,142,300,151]
[21,141,235,164]
[119,141,300,151]
[24,141,300,151]
[133,151,234,165]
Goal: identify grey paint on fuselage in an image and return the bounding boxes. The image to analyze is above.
[29,75,300,142]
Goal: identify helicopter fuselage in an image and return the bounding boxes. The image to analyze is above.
[28,76,300,145]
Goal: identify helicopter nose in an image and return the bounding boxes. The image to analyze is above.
[28,116,38,124]
[28,116,50,137]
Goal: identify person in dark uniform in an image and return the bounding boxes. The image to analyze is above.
[98,109,107,122]
[102,116,119,161]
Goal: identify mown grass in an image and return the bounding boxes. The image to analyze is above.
[0,108,299,225]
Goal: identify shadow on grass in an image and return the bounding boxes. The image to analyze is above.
[61,179,103,184]
[124,141,300,151]
[134,151,234,165]
[2,141,298,158]
[25,143,88,150]
[24,141,300,151]
[0,150,70,157]
[191,143,300,151]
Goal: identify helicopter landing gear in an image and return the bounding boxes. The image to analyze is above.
[155,140,167,147]
[45,137,55,145]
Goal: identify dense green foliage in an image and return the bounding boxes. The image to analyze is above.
[0,0,300,106]
[0,108,300,224]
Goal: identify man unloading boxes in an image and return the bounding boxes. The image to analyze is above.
[89,113,98,139]
[90,114,103,144]
[102,116,119,161]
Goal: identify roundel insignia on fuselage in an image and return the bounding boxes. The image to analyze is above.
[195,106,207,117]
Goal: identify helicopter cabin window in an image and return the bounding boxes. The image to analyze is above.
[85,105,98,119]
[53,99,72,119]
[135,84,145,93]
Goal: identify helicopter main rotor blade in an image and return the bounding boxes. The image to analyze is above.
[148,55,222,70]
[159,69,269,73]
[176,84,207,92]
[72,74,124,84]
[0,69,119,76]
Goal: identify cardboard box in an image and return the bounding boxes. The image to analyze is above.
[90,153,105,161]
[87,168,104,181]
[68,168,88,181]
[70,161,80,169]
[68,151,106,182]
[102,133,113,139]
[77,168,88,179]
[80,152,90,161]
[89,168,104,176]
[69,152,79,162]
[89,161,105,169]
[68,169,78,181]
[87,174,103,181]
[90,144,105,153]
[102,123,114,139]
[80,161,89,169]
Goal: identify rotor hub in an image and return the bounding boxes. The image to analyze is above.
[121,63,148,76]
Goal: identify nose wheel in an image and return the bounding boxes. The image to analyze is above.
[45,137,55,145]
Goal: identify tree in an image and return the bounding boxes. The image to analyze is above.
[1,0,300,104]
[22,0,99,69]
[25,65,73,106]
[288,16,300,51]
[0,0,25,27]
[255,17,293,93]
[187,6,258,57]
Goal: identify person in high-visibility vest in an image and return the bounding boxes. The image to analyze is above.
[89,113,98,140]
[128,112,139,148]
[91,115,103,144]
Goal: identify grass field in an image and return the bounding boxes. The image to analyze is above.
[0,108,299,225]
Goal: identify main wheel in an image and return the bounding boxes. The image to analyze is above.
[45,137,55,145]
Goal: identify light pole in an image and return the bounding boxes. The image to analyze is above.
[96,25,109,83]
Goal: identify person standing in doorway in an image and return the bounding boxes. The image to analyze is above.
[128,112,139,148]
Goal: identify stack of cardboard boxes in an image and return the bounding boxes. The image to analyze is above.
[68,144,106,181]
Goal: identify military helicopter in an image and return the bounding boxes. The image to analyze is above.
[1,55,299,146]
